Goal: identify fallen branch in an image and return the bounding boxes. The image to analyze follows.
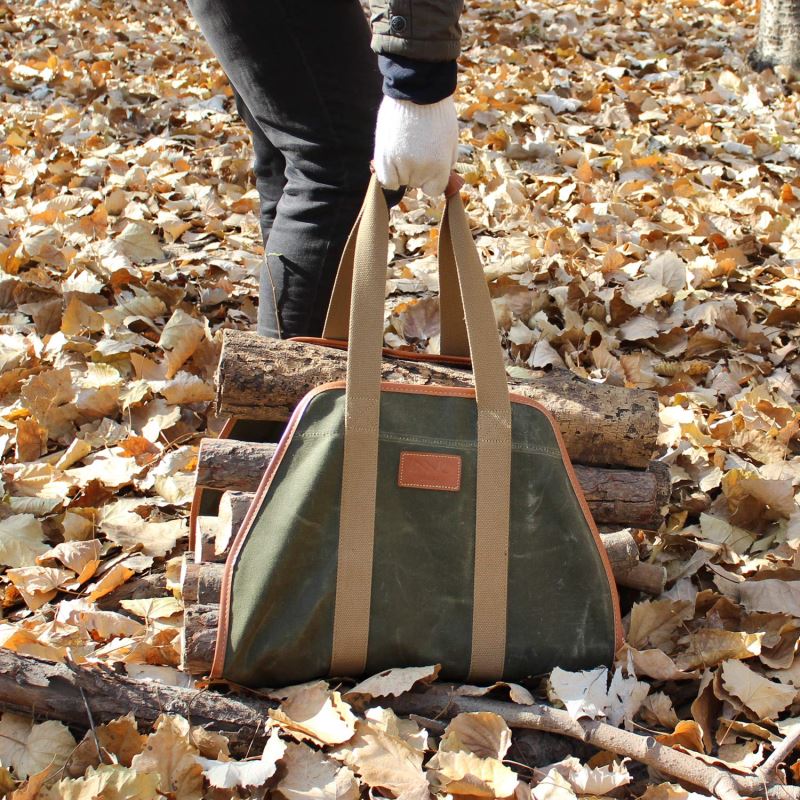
[0,649,272,756]
[384,687,799,800]
[2,650,791,799]
[758,722,800,785]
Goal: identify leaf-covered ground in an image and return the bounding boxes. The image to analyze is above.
[0,0,798,796]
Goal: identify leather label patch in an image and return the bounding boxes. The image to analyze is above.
[398,451,462,492]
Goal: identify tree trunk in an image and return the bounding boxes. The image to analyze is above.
[0,650,273,756]
[751,0,800,77]
[215,331,659,469]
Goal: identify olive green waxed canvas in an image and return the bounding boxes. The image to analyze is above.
[218,386,618,688]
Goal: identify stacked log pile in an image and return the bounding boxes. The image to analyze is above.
[180,331,670,675]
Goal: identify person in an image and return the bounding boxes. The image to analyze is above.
[186,0,464,339]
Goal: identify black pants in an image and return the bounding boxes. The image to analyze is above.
[187,0,382,338]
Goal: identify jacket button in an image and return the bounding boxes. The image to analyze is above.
[390,15,407,33]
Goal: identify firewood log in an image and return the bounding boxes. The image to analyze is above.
[196,439,277,493]
[196,439,670,531]
[215,331,658,469]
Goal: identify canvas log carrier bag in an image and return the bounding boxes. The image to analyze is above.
[212,176,622,688]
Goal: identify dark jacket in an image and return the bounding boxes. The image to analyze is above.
[369,0,463,61]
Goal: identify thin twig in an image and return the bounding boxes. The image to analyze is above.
[759,724,800,785]
[78,683,104,765]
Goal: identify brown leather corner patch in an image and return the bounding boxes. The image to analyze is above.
[398,451,462,492]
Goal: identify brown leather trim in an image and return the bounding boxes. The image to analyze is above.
[399,451,462,492]
[290,337,472,367]
[213,379,624,679]
[189,417,237,553]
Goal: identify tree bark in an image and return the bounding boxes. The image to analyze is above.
[217,491,253,555]
[181,558,224,605]
[0,650,274,756]
[750,0,800,77]
[196,438,276,492]
[195,438,670,530]
[215,331,659,469]
[181,604,219,676]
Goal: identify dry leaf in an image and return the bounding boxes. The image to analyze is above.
[276,742,360,800]
[270,683,357,746]
[37,539,101,583]
[158,309,207,379]
[531,768,578,800]
[549,667,608,720]
[439,712,511,760]
[720,659,796,720]
[676,629,762,670]
[129,715,203,800]
[0,515,49,568]
[431,749,518,797]
[120,597,182,620]
[539,756,632,795]
[5,567,74,610]
[656,720,706,753]
[455,682,536,705]
[332,720,429,800]
[49,764,160,800]
[197,728,285,789]
[0,712,76,779]
[345,664,440,700]
[68,713,145,776]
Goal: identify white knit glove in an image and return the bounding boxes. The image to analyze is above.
[374,95,459,196]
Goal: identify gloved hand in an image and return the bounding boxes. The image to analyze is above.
[373,95,459,196]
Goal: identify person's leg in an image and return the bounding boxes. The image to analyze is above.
[233,92,289,336]
[234,91,286,248]
[187,0,382,338]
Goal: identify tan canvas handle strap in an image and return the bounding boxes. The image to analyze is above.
[440,199,513,682]
[322,196,470,358]
[321,206,363,344]
[329,180,388,677]
[331,176,512,680]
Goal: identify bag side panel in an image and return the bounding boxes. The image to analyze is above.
[505,401,618,676]
[222,392,346,687]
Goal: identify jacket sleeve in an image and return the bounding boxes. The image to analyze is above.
[369,0,463,62]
